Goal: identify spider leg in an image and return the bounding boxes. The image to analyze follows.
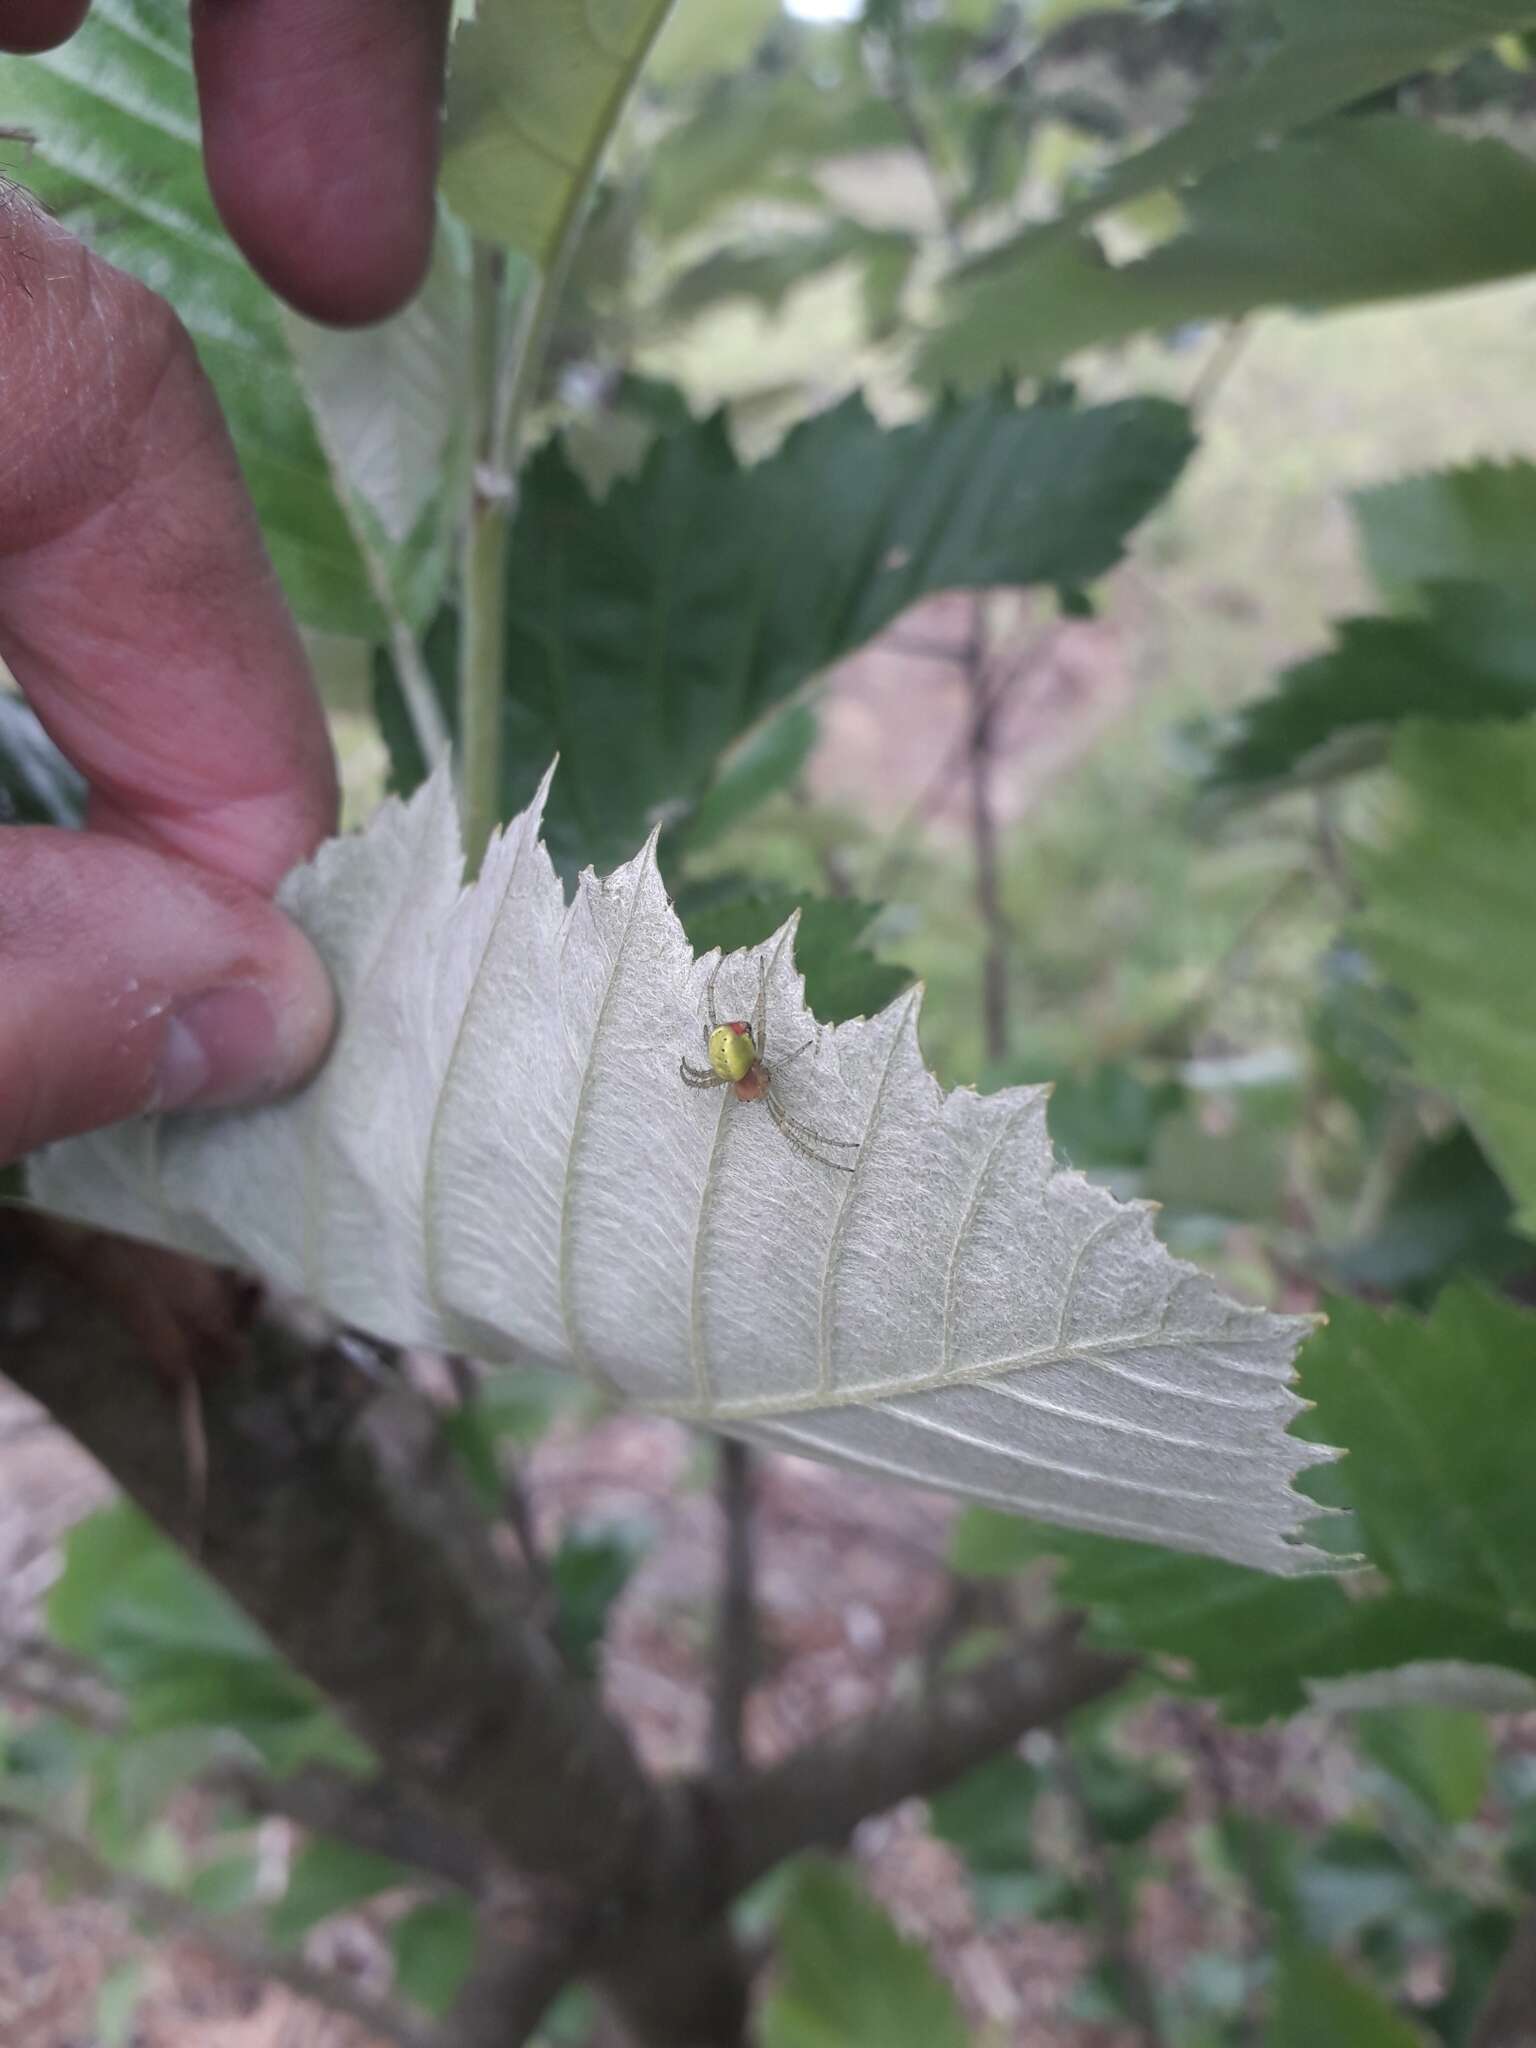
[680,1057,729,1089]
[765,1084,858,1171]
[753,955,768,1060]
[705,957,723,1033]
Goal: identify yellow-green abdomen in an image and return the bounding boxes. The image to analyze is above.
[708,1022,757,1082]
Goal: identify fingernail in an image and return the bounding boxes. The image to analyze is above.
[153,986,282,1113]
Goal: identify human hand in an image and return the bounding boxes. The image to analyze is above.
[0,3,455,1167]
[2,0,455,324]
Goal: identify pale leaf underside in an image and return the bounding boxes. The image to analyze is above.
[31,775,1329,1571]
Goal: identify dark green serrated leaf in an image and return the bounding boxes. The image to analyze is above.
[760,1859,971,2048]
[270,1837,410,1947]
[922,120,1536,388]
[1299,1289,1536,1625]
[1356,461,1536,604]
[377,393,1191,873]
[1269,1944,1427,2048]
[679,891,913,1025]
[0,6,377,636]
[1354,720,1536,1235]
[1327,1127,1525,1306]
[392,1899,477,2016]
[0,694,84,827]
[1205,584,1536,793]
[951,1509,1536,1718]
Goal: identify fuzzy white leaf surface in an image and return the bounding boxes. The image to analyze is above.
[32,773,1330,1571]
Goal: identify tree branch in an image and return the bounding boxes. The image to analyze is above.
[709,1618,1133,1896]
[0,1799,436,2048]
[710,1438,758,1782]
[0,1219,662,1900]
[0,1217,749,2046]
[1470,1904,1536,2048]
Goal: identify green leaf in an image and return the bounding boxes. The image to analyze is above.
[280,216,474,636]
[50,1505,366,1774]
[94,1959,145,2048]
[1299,1290,1536,1624]
[1356,1705,1492,1826]
[648,0,780,85]
[0,694,84,827]
[1044,1065,1184,1172]
[761,1859,971,2048]
[270,1837,410,1947]
[662,223,918,335]
[441,0,675,257]
[1069,1738,1181,1847]
[922,120,1536,388]
[0,5,378,636]
[1015,0,1536,247]
[1294,1830,1422,1947]
[646,71,908,241]
[1327,1127,1525,1306]
[552,1524,649,1681]
[950,1510,1536,1718]
[928,1755,1042,1919]
[392,1899,477,2017]
[1356,460,1536,604]
[1269,1946,1428,2048]
[184,1847,262,1915]
[681,704,820,853]
[1354,720,1536,1233]
[389,392,1189,872]
[1204,584,1536,794]
[679,893,913,1026]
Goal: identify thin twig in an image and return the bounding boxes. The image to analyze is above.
[1053,1741,1169,2048]
[0,1800,437,2048]
[963,599,1011,1065]
[1188,320,1253,419]
[1179,1703,1264,2047]
[713,1620,1134,1897]
[710,1439,759,1781]
[869,622,1057,904]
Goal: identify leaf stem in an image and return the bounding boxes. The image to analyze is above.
[458,244,514,874]
[458,210,589,873]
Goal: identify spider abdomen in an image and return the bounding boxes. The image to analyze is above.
[708,1020,758,1083]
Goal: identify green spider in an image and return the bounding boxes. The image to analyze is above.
[679,958,860,1173]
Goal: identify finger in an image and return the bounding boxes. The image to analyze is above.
[0,1,90,54]
[0,196,338,893]
[0,826,334,1166]
[191,0,453,325]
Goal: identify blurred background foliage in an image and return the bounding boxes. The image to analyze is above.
[6,1,1536,2042]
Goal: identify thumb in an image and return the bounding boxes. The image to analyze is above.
[1,826,334,1167]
